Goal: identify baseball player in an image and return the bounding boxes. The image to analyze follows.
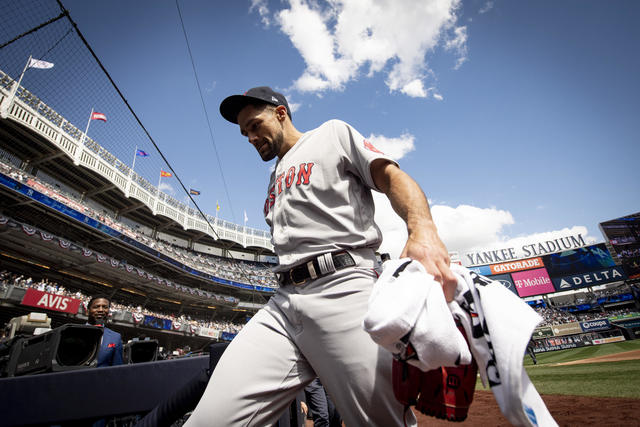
[184,87,456,426]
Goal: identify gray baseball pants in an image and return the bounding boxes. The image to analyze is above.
[185,248,415,427]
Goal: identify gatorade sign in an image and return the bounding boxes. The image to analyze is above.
[21,288,82,314]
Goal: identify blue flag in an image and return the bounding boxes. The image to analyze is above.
[136,149,149,157]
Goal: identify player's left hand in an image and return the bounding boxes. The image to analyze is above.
[401,225,457,302]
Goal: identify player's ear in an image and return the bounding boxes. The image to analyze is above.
[274,105,287,122]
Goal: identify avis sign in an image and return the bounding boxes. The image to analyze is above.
[21,288,82,314]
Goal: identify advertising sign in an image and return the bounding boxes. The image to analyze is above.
[511,268,555,297]
[542,243,616,278]
[489,257,544,275]
[197,327,220,339]
[468,265,492,276]
[143,315,172,330]
[551,323,583,336]
[21,288,82,314]
[532,326,554,339]
[552,266,626,291]
[608,312,640,322]
[220,331,237,341]
[599,212,640,279]
[487,273,518,295]
[580,319,611,332]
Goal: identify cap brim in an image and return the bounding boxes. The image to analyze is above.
[219,94,260,124]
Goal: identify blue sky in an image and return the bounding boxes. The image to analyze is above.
[32,0,640,258]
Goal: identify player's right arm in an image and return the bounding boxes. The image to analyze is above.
[371,159,457,301]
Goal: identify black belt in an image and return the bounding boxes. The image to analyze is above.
[278,251,356,286]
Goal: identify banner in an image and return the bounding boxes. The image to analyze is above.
[551,323,583,336]
[468,265,492,275]
[532,326,554,339]
[220,331,237,341]
[511,268,555,297]
[580,319,611,332]
[542,243,616,278]
[489,257,544,275]
[21,288,82,314]
[551,266,626,291]
[142,315,172,330]
[592,336,625,345]
[197,327,220,339]
[608,312,640,322]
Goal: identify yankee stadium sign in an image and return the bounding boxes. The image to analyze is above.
[464,234,586,266]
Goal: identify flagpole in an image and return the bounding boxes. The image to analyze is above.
[131,145,138,173]
[1,55,31,119]
[81,107,94,147]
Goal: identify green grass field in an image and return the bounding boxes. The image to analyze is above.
[475,340,640,399]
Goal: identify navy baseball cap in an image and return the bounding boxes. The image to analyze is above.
[219,86,291,124]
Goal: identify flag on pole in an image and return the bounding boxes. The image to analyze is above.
[136,149,149,157]
[244,210,248,224]
[28,58,54,69]
[160,170,172,177]
[189,189,201,195]
[91,111,107,122]
[216,201,220,212]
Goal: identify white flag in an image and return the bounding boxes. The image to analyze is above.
[244,210,248,224]
[28,58,54,69]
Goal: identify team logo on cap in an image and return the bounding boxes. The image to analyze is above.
[271,96,279,103]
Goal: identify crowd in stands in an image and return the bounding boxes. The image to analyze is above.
[0,159,279,288]
[0,270,245,334]
[534,305,636,327]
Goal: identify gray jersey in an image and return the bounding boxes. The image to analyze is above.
[264,119,397,272]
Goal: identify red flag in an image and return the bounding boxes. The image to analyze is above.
[160,170,172,177]
[91,112,107,122]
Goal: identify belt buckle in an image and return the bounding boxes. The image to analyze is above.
[289,269,307,286]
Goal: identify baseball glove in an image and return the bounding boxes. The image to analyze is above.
[392,322,478,422]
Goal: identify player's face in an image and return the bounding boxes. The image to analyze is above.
[88,298,110,325]
[238,104,284,162]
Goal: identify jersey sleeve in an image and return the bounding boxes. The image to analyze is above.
[329,120,398,192]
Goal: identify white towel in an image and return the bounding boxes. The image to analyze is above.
[449,264,557,427]
[363,258,471,371]
[364,260,557,427]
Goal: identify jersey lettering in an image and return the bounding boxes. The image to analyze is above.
[263,162,315,217]
[296,162,314,185]
[275,174,284,194]
[285,167,295,188]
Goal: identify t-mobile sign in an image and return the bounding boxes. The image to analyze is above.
[511,268,555,297]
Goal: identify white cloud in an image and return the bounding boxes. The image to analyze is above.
[367,132,415,161]
[375,201,600,262]
[374,192,407,258]
[158,182,175,195]
[399,79,427,98]
[433,93,444,101]
[284,93,301,113]
[445,25,468,70]
[204,80,217,93]
[431,204,515,253]
[479,1,494,14]
[255,0,466,97]
[249,0,271,26]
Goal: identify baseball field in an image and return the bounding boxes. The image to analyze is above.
[420,340,640,426]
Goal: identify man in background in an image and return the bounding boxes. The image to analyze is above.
[87,294,123,367]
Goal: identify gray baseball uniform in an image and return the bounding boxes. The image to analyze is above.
[185,120,415,426]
